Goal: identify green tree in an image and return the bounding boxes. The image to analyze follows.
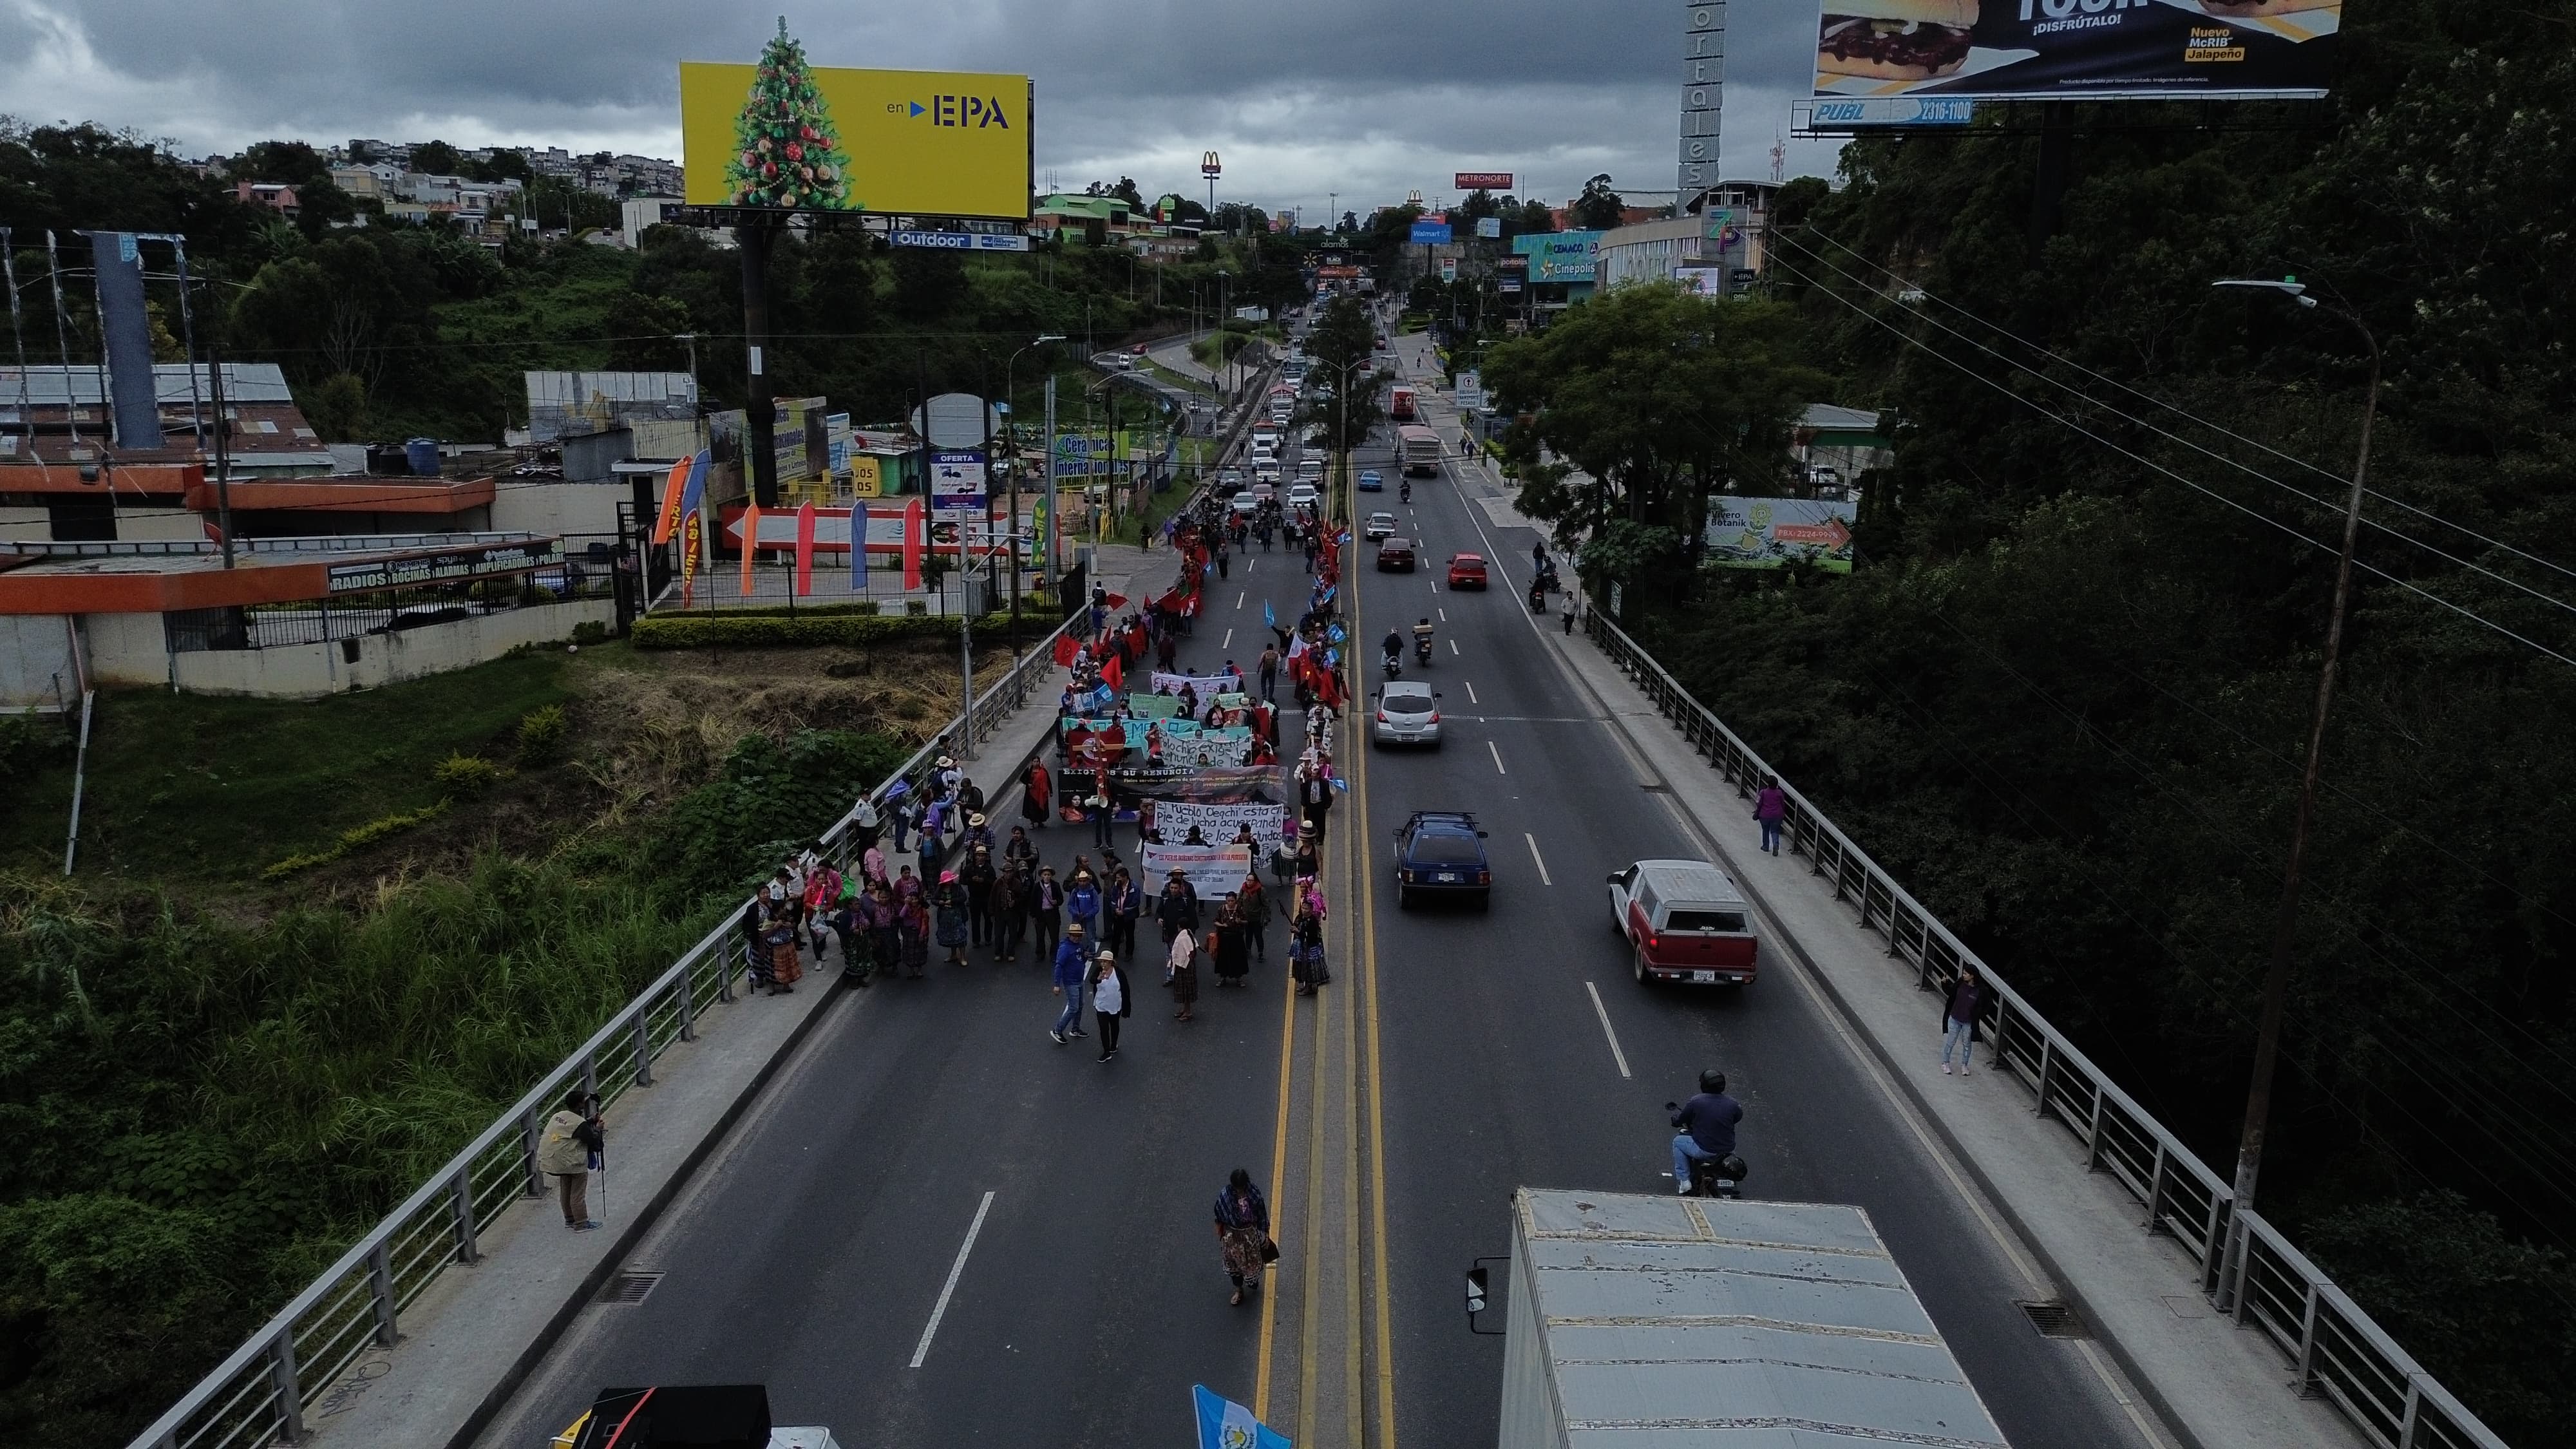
[409,139,461,176]
[723,19,851,210]
[1483,281,1824,558]
[301,372,369,440]
[1569,173,1624,231]
[1513,199,1555,236]
[890,249,968,321]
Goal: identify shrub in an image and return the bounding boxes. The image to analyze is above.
[0,712,66,788]
[262,799,452,878]
[515,705,568,764]
[571,620,610,645]
[431,753,511,794]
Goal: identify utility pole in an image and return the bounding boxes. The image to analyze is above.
[2209,278,2383,1296]
[208,343,234,568]
[740,220,779,508]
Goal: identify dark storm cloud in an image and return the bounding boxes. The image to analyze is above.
[0,0,1841,204]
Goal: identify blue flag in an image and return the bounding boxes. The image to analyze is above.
[849,504,868,592]
[1264,600,1275,628]
[1193,1385,1291,1449]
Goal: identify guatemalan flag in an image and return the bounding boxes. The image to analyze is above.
[1191,1386,1289,1449]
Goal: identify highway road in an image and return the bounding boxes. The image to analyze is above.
[476,311,2168,1449]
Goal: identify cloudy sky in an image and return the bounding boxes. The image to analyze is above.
[0,0,1843,213]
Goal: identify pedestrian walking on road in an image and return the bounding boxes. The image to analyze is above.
[898,891,931,978]
[1157,868,1200,943]
[1168,923,1200,1021]
[1210,895,1251,987]
[864,882,899,982]
[1754,776,1788,856]
[1066,867,1102,942]
[1258,645,1280,703]
[1213,1169,1274,1305]
[1032,866,1065,963]
[1107,865,1142,956]
[934,871,971,967]
[1238,871,1270,961]
[539,1092,603,1230]
[961,847,996,946]
[1051,922,1092,1044]
[1088,949,1129,1061]
[1942,969,1986,1075]
[1022,758,1054,829]
[990,863,1028,962]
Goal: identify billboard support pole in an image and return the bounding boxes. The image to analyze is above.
[741,216,780,511]
[2029,102,2073,258]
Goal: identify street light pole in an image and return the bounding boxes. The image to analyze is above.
[2210,277,2382,1270]
[1004,334,1066,654]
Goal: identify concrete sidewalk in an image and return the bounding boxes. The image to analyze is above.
[302,663,1079,1449]
[1536,623,2366,1449]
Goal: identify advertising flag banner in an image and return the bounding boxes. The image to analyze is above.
[680,41,1030,219]
[903,496,925,590]
[793,501,817,594]
[679,450,708,519]
[651,456,690,544]
[849,499,868,591]
[1702,497,1857,573]
[737,498,762,595]
[680,510,702,604]
[1811,0,2339,104]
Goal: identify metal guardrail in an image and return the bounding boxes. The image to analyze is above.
[1582,609,2506,1449]
[127,609,1080,1449]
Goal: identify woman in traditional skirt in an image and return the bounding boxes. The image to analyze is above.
[1213,1168,1273,1306]
[898,890,931,978]
[1210,896,1251,988]
[1167,922,1200,1022]
[933,869,971,967]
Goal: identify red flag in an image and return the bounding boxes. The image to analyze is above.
[902,496,925,592]
[793,502,817,596]
[1101,652,1124,693]
[738,498,763,596]
[650,456,690,544]
[1104,592,1128,609]
[1052,635,1079,667]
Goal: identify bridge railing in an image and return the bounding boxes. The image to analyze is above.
[127,611,1077,1449]
[1584,609,2505,1449]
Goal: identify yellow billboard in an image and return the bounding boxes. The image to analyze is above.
[679,29,1028,219]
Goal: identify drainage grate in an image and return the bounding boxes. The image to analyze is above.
[2016,1300,2088,1339]
[598,1271,665,1305]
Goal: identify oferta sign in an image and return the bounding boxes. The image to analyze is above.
[1812,0,2338,103]
[680,34,1030,218]
[327,540,562,594]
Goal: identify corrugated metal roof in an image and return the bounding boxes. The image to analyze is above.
[1801,404,1882,433]
[1517,1189,2007,1448]
[0,363,296,406]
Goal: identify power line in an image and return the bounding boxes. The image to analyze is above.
[1770,232,2576,625]
[1765,251,2576,672]
[1778,227,2576,592]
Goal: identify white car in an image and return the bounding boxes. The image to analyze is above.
[1363,511,1398,540]
[1287,482,1320,509]
[1372,680,1443,748]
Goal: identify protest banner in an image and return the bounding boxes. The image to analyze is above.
[1142,842,1256,897]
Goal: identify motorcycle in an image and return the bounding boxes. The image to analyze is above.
[1381,650,1403,680]
[1414,636,1434,667]
[1399,482,1412,504]
[1528,581,1549,614]
[1664,1108,1748,1198]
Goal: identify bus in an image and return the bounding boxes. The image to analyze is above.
[1389,384,1417,421]
[1398,424,1443,477]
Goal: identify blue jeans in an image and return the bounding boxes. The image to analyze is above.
[1942,1016,1975,1068]
[1759,817,1783,853]
[1672,1135,1717,1191]
[1054,982,1088,1036]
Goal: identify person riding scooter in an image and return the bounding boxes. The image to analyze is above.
[1381,628,1405,677]
[1412,617,1435,664]
[1668,1070,1744,1195]
[1399,478,1412,504]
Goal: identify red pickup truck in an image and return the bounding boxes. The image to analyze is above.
[1607,858,1757,987]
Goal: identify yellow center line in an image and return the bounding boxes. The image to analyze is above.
[1350,522,1401,1449]
[1298,963,1329,1435]
[1254,896,1298,1419]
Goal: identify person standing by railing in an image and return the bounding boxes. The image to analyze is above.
[1942,969,1986,1075]
[538,1092,603,1231]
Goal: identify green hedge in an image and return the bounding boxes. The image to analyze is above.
[633,611,1048,650]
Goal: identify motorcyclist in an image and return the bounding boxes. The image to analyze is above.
[1381,628,1404,667]
[1412,617,1435,656]
[1668,1070,1744,1195]
[1399,478,1412,503]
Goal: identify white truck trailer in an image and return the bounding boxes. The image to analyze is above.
[1486,1188,2009,1449]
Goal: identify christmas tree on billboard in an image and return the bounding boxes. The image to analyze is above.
[724,18,855,211]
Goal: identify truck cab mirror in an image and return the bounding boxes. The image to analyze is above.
[1466,1266,1488,1315]
[1464,1255,1505,1334]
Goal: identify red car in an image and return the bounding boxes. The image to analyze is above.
[1446,553,1488,589]
[1376,537,1418,572]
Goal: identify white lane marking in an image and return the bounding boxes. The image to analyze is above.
[1438,608,1447,623]
[1449,639,1459,656]
[909,1189,996,1368]
[1584,981,1633,1079]
[1464,680,1478,705]
[1237,591,1246,609]
[1488,741,1506,775]
[1524,832,1552,886]
[1247,557,1256,572]
[1223,628,1233,648]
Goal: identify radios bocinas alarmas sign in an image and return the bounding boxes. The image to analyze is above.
[1813,0,2338,103]
[681,24,1030,219]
